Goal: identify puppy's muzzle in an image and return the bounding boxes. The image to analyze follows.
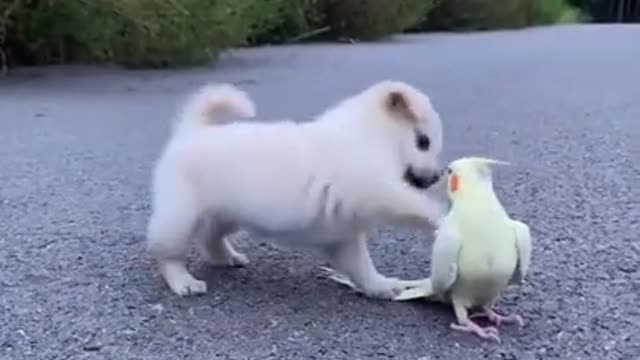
[404,167,442,190]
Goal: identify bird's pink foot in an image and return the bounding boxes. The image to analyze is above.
[450,320,501,342]
[470,308,524,327]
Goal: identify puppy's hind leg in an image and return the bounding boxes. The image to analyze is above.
[146,188,206,297]
[198,218,249,267]
[325,232,421,300]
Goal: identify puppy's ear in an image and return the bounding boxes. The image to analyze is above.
[385,91,418,122]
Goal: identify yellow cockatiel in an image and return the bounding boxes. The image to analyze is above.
[323,157,533,342]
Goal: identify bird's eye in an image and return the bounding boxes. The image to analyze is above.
[447,168,452,175]
[416,133,430,151]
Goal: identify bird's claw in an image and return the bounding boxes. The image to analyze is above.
[470,309,524,327]
[451,320,501,342]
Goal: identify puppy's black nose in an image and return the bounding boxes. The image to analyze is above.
[404,168,441,190]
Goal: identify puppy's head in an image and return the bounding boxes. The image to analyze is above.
[366,80,444,190]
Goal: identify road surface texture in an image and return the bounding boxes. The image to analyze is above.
[1,24,639,360]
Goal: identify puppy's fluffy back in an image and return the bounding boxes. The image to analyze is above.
[174,84,256,132]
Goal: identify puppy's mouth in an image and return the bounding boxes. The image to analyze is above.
[404,167,441,190]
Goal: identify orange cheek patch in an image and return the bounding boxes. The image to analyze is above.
[450,175,460,192]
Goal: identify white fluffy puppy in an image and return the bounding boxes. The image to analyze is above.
[147,80,445,299]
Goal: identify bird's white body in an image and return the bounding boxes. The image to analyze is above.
[440,188,520,309]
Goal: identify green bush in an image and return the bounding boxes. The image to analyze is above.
[246,0,327,45]
[531,0,582,24]
[417,0,578,31]
[247,0,440,44]
[0,0,579,70]
[1,0,285,68]
[323,0,437,40]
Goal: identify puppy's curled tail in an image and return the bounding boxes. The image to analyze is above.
[175,83,256,131]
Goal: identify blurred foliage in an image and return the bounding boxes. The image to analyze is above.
[245,0,327,45]
[1,0,286,68]
[569,0,639,22]
[414,0,579,31]
[321,0,437,40]
[0,0,602,70]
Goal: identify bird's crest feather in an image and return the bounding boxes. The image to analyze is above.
[461,157,510,168]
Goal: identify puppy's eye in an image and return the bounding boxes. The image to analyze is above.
[416,133,430,151]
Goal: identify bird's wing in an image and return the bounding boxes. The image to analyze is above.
[509,219,532,285]
[429,220,462,294]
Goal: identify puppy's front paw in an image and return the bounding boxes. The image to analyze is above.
[169,275,208,297]
[228,251,250,267]
[362,276,418,300]
[207,250,250,267]
[321,267,426,300]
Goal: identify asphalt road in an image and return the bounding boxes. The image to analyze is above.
[1,24,639,360]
